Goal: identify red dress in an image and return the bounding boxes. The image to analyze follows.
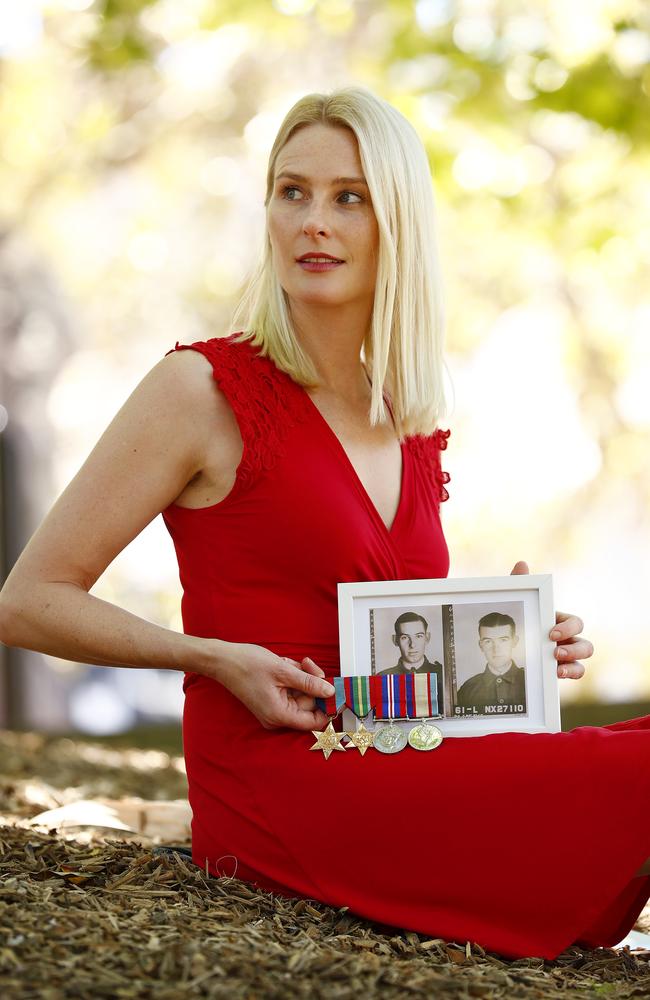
[162,332,650,960]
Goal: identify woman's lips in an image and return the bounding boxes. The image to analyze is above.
[297,260,345,272]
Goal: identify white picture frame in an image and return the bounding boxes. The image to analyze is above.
[337,574,560,738]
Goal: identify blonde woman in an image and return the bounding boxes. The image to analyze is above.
[1,86,649,961]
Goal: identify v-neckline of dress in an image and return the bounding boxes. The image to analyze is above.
[299,372,407,537]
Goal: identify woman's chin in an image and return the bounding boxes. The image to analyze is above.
[290,290,352,307]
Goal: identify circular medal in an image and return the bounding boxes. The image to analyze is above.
[373,722,408,755]
[408,722,443,751]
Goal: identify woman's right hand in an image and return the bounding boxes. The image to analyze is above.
[213,641,334,731]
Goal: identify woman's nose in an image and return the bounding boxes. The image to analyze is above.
[303,202,331,235]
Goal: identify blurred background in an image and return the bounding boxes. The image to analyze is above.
[1,0,649,749]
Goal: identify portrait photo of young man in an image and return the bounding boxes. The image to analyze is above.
[456,611,527,714]
[376,611,445,716]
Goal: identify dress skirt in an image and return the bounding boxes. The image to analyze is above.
[182,674,650,961]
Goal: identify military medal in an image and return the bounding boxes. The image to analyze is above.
[345,720,374,756]
[373,721,408,754]
[408,721,443,751]
[372,673,440,754]
[312,673,443,757]
[309,720,346,759]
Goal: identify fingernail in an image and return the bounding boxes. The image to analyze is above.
[557,647,568,657]
[551,630,561,639]
[324,682,335,696]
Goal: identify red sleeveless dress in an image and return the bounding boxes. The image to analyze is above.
[162,332,650,960]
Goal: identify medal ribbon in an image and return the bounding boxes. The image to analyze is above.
[415,672,438,717]
[344,676,372,717]
[377,674,439,719]
[316,674,438,719]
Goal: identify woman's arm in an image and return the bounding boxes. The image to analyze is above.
[0,349,333,730]
[0,350,216,666]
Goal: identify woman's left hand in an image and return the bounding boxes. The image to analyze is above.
[511,561,593,680]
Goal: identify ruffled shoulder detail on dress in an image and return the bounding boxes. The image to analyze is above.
[165,333,309,490]
[406,427,451,507]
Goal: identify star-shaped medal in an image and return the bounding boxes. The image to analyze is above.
[345,722,375,756]
[309,720,346,760]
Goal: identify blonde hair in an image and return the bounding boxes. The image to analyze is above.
[229,85,447,438]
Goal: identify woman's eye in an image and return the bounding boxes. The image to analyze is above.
[339,190,363,204]
[279,185,362,204]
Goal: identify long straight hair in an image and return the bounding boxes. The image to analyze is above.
[229,86,447,438]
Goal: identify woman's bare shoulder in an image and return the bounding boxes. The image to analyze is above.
[154,346,244,508]
[154,344,242,438]
[0,346,242,597]
[157,343,226,404]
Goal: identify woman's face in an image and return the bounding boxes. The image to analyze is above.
[267,123,379,312]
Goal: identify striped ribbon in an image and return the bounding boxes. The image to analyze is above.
[344,676,372,717]
[377,673,438,719]
[317,673,438,719]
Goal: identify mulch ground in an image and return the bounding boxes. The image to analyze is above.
[1,728,649,999]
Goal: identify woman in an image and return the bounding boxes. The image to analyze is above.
[1,86,649,960]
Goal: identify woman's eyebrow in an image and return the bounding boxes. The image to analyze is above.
[275,171,368,187]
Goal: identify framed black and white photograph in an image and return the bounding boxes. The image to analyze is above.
[337,575,559,738]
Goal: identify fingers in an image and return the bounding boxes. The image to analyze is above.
[551,613,591,681]
[290,691,318,712]
[554,636,593,663]
[288,706,330,731]
[259,691,329,731]
[289,689,312,702]
[557,661,585,680]
[510,561,530,575]
[281,655,327,679]
[300,656,326,678]
[550,612,584,641]
[277,661,334,699]
[270,657,333,730]
[550,613,592,680]
[277,692,329,731]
